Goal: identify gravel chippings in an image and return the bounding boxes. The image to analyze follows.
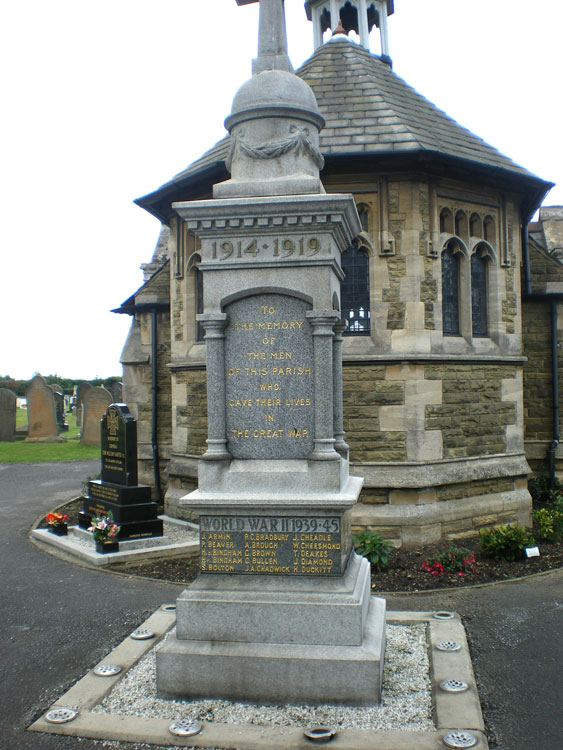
[93,624,433,731]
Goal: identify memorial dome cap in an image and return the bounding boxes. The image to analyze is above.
[225,69,325,132]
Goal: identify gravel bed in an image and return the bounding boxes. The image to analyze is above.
[93,623,433,731]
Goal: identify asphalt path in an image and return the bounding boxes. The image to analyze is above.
[1,461,562,750]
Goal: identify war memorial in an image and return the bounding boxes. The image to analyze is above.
[155,0,386,705]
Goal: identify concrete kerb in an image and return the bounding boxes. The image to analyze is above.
[28,608,489,750]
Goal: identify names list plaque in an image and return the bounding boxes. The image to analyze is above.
[200,514,346,576]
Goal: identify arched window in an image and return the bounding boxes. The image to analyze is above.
[442,242,461,336]
[471,251,488,337]
[341,242,370,335]
[187,253,204,342]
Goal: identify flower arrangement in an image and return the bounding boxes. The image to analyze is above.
[421,545,477,577]
[88,513,120,544]
[45,511,69,527]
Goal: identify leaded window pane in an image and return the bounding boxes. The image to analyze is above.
[341,244,370,335]
[442,249,460,336]
[196,266,204,342]
[471,254,488,337]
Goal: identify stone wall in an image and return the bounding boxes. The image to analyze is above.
[522,239,563,473]
[425,364,517,458]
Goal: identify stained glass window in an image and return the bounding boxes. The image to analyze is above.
[196,265,204,342]
[471,253,488,337]
[341,243,370,335]
[442,246,460,336]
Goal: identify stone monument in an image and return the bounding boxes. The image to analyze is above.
[75,382,92,430]
[49,384,68,432]
[25,375,64,442]
[156,0,386,705]
[80,386,112,445]
[0,388,17,441]
[78,403,164,539]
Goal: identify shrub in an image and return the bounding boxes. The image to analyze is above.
[528,473,560,506]
[532,506,563,542]
[352,531,392,571]
[479,524,535,561]
[421,545,477,577]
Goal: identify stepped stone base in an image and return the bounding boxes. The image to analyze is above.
[157,595,386,705]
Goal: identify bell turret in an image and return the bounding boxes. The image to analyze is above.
[305,0,394,60]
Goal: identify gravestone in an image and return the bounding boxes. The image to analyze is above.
[110,381,123,403]
[0,388,17,441]
[78,403,163,539]
[49,384,68,432]
[80,387,112,445]
[25,375,63,442]
[156,0,385,707]
[75,382,92,430]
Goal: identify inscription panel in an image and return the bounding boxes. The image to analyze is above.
[225,293,314,459]
[204,235,330,265]
[200,515,344,576]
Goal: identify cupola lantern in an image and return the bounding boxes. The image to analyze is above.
[305,0,394,59]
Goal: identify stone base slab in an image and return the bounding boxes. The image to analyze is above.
[156,596,386,705]
[176,553,371,646]
[28,607,488,750]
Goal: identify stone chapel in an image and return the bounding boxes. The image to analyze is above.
[114,0,563,547]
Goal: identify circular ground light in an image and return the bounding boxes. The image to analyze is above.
[443,730,478,748]
[130,628,155,640]
[440,679,469,693]
[433,611,455,620]
[303,726,337,743]
[45,708,78,724]
[161,604,176,611]
[436,641,462,652]
[93,664,122,677]
[169,719,202,737]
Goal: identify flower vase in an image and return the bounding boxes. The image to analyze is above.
[95,540,119,554]
[50,524,68,536]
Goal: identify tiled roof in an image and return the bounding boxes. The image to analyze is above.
[137,39,545,212]
[299,40,532,174]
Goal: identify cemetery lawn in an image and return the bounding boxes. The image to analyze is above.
[0,408,100,462]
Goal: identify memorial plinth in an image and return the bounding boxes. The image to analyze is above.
[156,195,386,704]
[156,0,385,706]
[78,404,163,539]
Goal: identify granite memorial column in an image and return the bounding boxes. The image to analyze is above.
[333,318,349,456]
[199,313,231,461]
[307,310,339,460]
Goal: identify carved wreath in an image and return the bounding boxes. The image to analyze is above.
[226,125,325,172]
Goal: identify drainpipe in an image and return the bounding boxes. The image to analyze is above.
[151,308,162,504]
[549,299,560,488]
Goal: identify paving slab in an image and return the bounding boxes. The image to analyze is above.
[29,607,488,750]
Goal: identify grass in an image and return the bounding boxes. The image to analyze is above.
[0,408,100,463]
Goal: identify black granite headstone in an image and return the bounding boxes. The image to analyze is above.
[101,404,138,485]
[79,403,163,539]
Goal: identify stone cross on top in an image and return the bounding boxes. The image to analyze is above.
[236,0,293,74]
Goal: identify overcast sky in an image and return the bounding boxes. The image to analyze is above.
[1,0,561,381]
